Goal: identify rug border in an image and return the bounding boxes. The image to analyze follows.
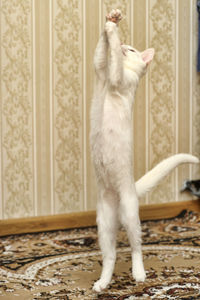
[0,199,200,237]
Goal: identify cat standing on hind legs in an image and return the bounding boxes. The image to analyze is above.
[91,9,146,292]
[90,9,199,293]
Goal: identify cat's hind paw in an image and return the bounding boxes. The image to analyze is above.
[92,279,109,292]
[106,9,122,24]
[132,267,146,282]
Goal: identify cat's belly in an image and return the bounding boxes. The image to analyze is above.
[91,129,133,187]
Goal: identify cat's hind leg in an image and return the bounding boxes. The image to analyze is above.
[93,186,119,292]
[119,183,146,282]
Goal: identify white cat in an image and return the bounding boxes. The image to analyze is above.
[90,9,199,293]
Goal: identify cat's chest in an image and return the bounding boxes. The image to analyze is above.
[101,91,133,131]
[103,90,132,118]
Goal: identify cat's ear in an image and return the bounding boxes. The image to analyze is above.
[141,48,155,65]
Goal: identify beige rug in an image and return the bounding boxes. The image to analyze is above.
[0,210,200,299]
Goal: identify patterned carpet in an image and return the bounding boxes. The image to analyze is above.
[0,210,200,299]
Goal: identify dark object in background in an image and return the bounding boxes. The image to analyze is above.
[181,179,200,198]
[197,0,200,71]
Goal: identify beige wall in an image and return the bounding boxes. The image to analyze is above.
[0,0,200,219]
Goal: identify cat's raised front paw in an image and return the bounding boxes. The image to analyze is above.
[106,9,122,24]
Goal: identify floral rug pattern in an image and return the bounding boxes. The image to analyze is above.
[0,210,200,299]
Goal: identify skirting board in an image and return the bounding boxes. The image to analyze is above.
[0,199,200,237]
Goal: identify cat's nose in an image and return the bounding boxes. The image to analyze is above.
[122,49,126,56]
[121,45,126,56]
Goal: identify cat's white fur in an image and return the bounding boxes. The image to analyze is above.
[90,10,199,293]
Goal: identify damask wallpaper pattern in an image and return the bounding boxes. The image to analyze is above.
[1,0,34,218]
[0,0,199,219]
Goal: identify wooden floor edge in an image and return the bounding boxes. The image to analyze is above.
[0,199,200,237]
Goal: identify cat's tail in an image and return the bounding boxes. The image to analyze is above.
[135,154,199,198]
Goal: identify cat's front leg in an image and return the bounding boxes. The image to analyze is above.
[104,11,123,87]
[93,30,108,81]
[105,21,118,36]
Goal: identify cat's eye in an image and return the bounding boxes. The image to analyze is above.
[129,49,135,52]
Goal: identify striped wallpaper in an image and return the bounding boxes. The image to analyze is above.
[0,0,200,219]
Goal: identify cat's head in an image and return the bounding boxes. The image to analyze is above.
[121,45,155,78]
